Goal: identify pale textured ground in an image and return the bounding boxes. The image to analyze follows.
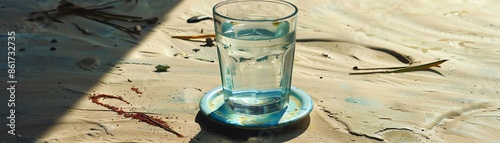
[0,0,499,143]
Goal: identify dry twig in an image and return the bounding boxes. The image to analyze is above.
[349,59,448,75]
[27,0,157,36]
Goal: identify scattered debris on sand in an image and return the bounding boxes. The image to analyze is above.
[155,64,170,72]
[27,0,159,36]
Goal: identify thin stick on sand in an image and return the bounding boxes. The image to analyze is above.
[171,34,215,40]
[349,59,448,75]
[78,13,141,35]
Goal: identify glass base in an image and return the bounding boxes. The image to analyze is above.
[225,96,289,115]
[199,86,313,129]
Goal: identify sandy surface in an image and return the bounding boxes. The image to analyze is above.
[1,0,499,142]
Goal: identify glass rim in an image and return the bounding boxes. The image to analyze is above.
[213,0,298,22]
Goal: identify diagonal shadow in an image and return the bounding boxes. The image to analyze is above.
[190,111,310,143]
[0,0,181,141]
[367,47,413,64]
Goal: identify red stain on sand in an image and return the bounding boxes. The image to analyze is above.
[131,86,143,94]
[89,94,184,138]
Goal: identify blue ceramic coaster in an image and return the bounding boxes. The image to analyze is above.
[199,86,313,129]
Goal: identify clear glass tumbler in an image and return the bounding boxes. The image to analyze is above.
[213,0,298,115]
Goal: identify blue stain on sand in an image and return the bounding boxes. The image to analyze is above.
[345,97,377,106]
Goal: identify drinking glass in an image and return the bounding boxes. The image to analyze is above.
[213,0,298,115]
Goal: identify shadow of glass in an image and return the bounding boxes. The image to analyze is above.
[190,111,310,143]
